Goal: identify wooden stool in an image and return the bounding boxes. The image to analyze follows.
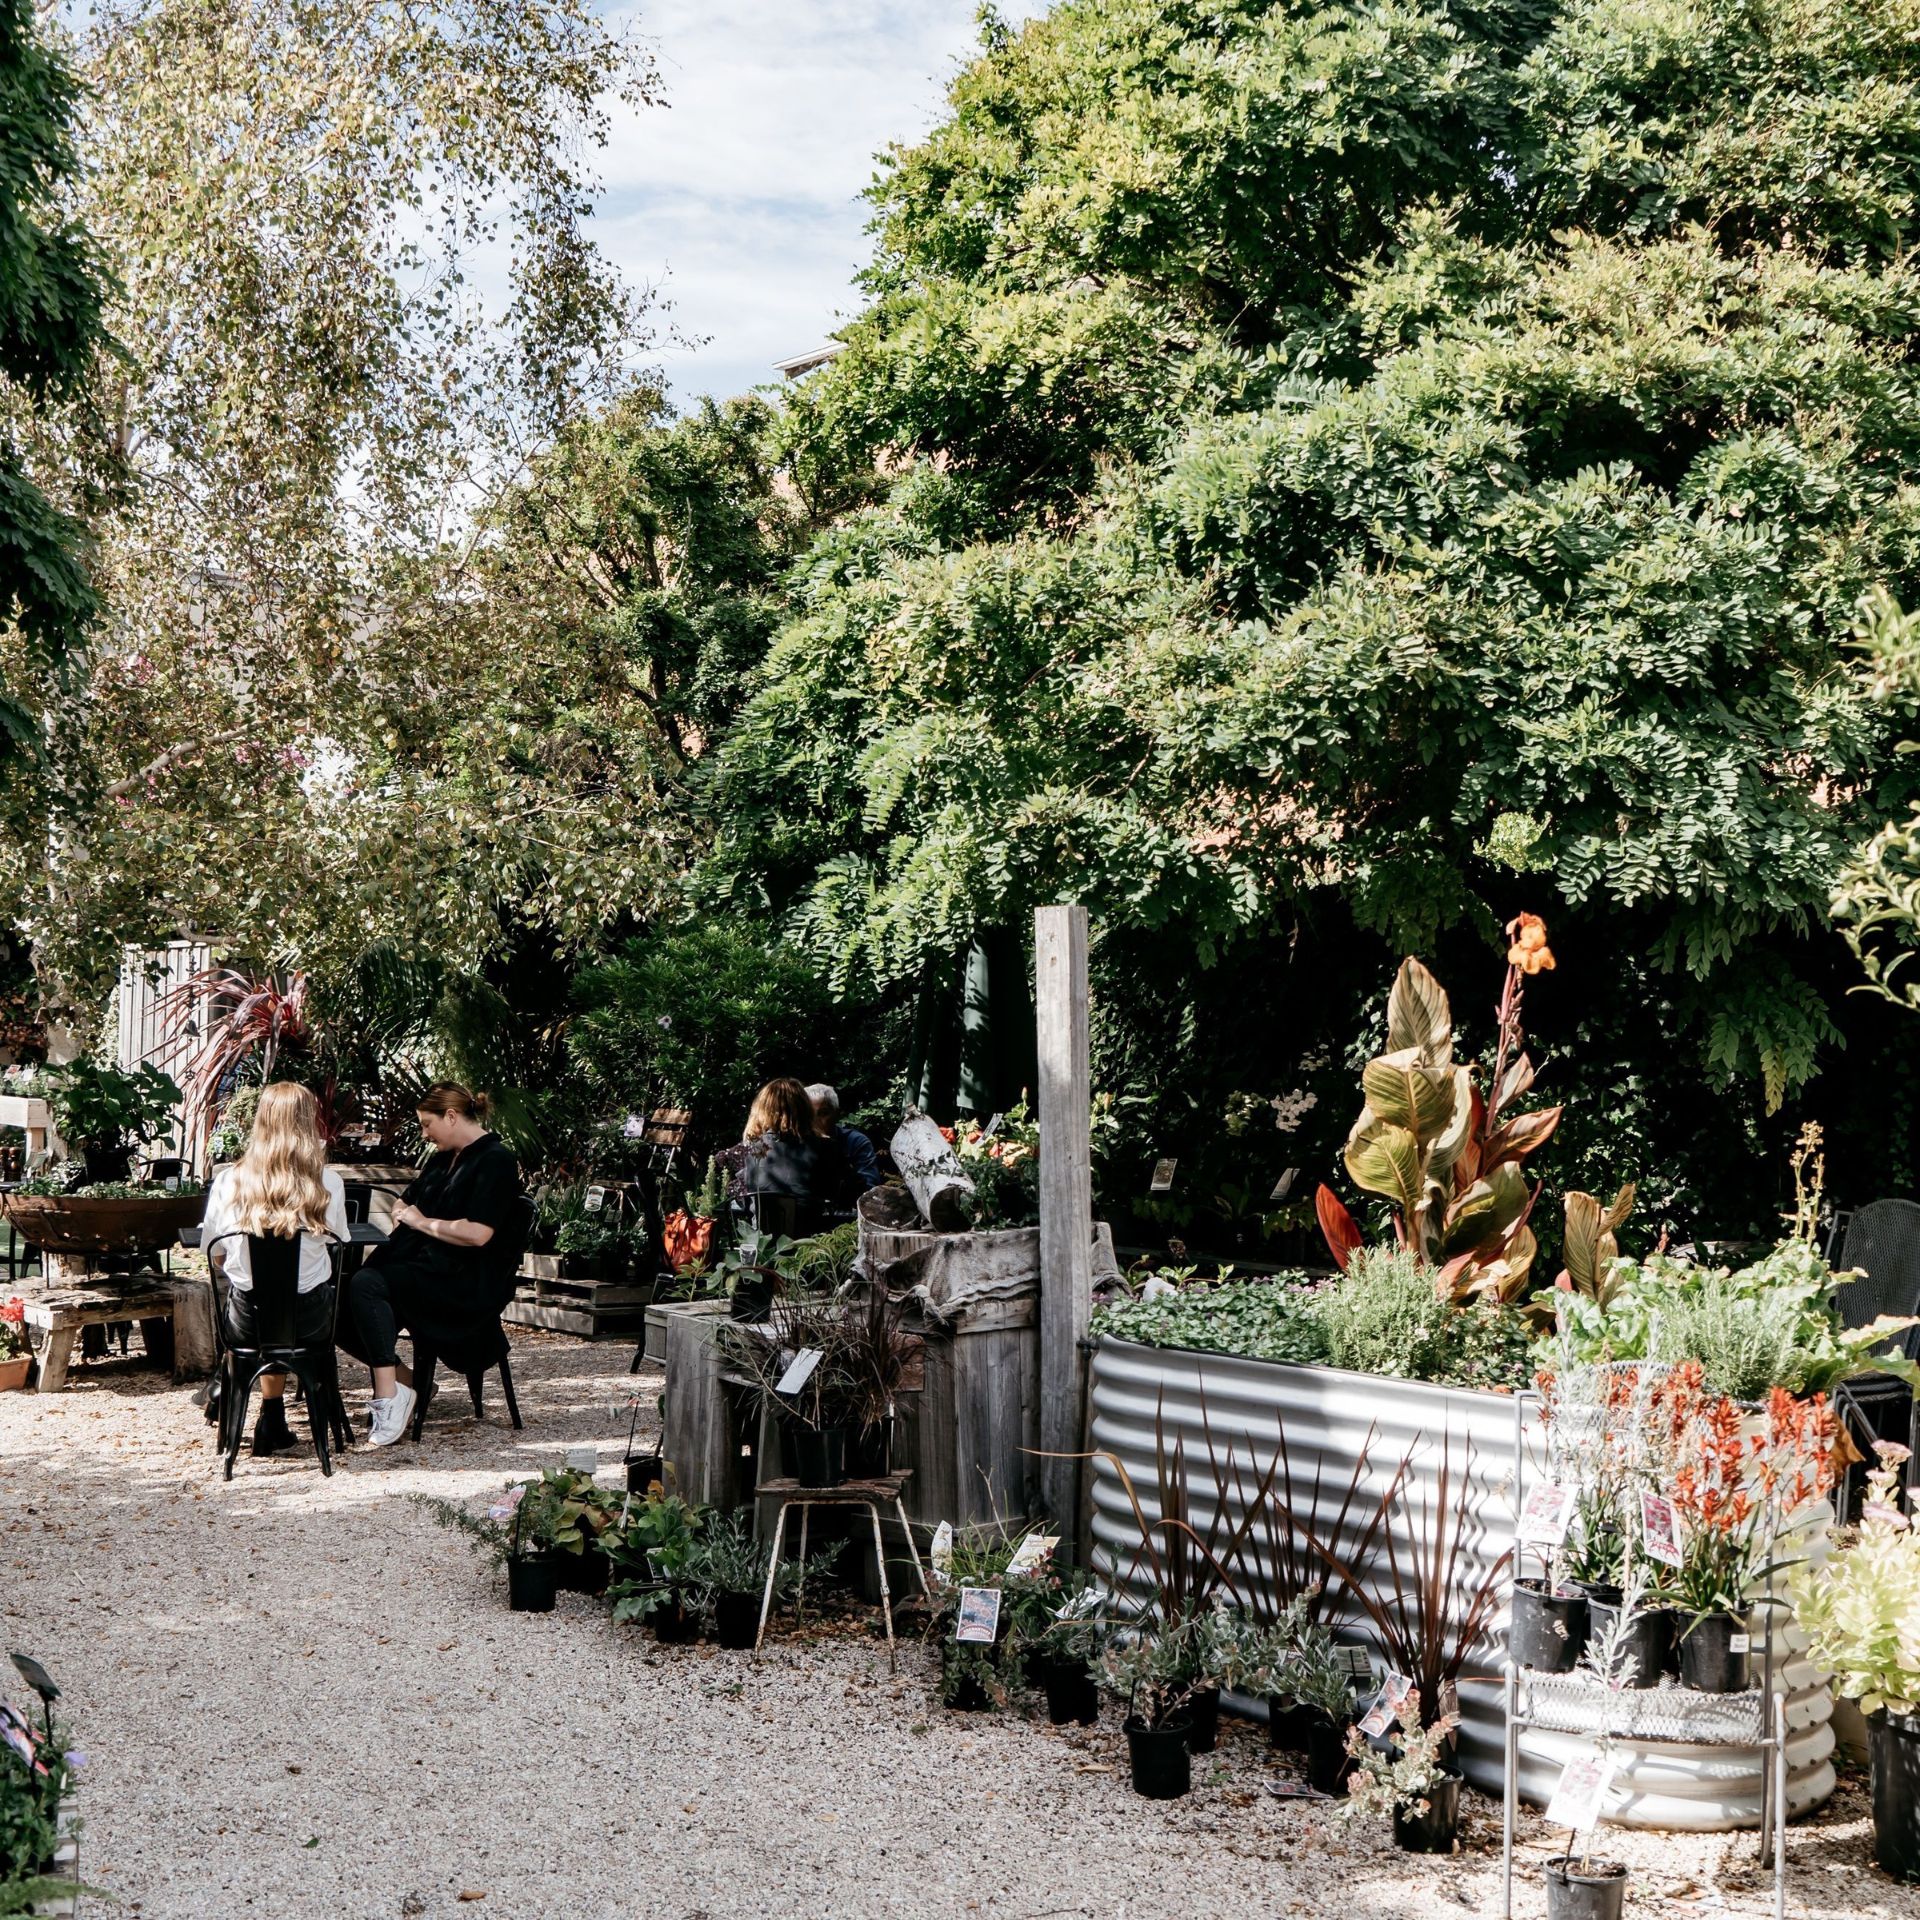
[754,1470,931,1672]
[22,1287,175,1392]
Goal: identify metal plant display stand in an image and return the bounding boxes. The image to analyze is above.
[1500,1381,1802,1920]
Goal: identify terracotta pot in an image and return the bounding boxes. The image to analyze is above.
[0,1355,30,1391]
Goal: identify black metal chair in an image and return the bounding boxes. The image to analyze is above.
[209,1232,349,1481]
[407,1194,534,1441]
[1832,1198,1920,1513]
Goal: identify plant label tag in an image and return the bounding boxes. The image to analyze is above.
[955,1586,1002,1644]
[1337,1647,1375,1681]
[564,1446,598,1474]
[1545,1756,1618,1834]
[584,1186,606,1214]
[1005,1532,1059,1576]
[1357,1670,1412,1738]
[1150,1157,1177,1193]
[1518,1481,1575,1548]
[931,1521,954,1577]
[1269,1167,1298,1203]
[1640,1492,1684,1568]
[1728,1631,1751,1655]
[774,1347,823,1395]
[982,1113,1004,1139]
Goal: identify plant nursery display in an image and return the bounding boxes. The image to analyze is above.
[0,1663,82,1915]
[0,1300,28,1392]
[675,1508,842,1649]
[41,1058,181,1184]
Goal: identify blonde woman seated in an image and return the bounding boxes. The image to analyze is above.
[200,1082,348,1457]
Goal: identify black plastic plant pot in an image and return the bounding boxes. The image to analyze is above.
[1545,1858,1628,1920]
[713,1589,761,1651]
[652,1595,702,1644]
[506,1555,558,1613]
[1306,1712,1355,1796]
[1677,1612,1751,1693]
[1124,1716,1194,1800]
[946,1673,994,1712]
[1585,1596,1671,1690]
[844,1418,893,1480]
[1042,1663,1099,1726]
[1510,1578,1589,1674]
[777,1415,847,1488]
[553,1548,610,1596]
[1186,1687,1221,1754]
[625,1453,664,1495]
[1870,1709,1920,1882]
[1391,1773,1462,1854]
[1268,1700,1315,1751]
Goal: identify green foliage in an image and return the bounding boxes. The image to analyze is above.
[1314,1247,1458,1381]
[568,921,835,1131]
[675,1507,840,1605]
[45,1059,179,1151]
[1544,1238,1920,1395]
[1094,1275,1328,1367]
[0,1702,75,1901]
[0,0,109,768]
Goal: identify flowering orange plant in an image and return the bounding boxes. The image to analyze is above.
[0,1295,25,1362]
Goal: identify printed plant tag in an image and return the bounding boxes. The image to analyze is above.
[930,1521,954,1577]
[955,1586,1002,1644]
[1150,1157,1178,1193]
[1357,1673,1411,1739]
[1729,1631,1751,1655]
[1269,1167,1299,1203]
[1640,1492,1684,1568]
[774,1347,823,1395]
[1337,1647,1375,1681]
[1005,1532,1059,1576]
[583,1185,606,1214]
[1517,1481,1575,1549]
[1545,1756,1618,1834]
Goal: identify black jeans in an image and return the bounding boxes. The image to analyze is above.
[337,1260,412,1371]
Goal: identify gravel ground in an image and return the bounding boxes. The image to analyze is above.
[2,1330,1912,1919]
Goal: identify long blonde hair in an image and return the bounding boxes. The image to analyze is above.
[226,1082,331,1237]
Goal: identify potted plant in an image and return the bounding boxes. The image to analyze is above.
[1102,1617,1203,1799]
[1,1691,86,1914]
[1795,1440,1920,1881]
[1019,1574,1110,1726]
[1343,1690,1464,1853]
[1288,1633,1360,1795]
[44,1059,180,1184]
[678,1509,842,1649]
[926,1527,1028,1711]
[607,1488,709,1642]
[554,1214,620,1281]
[537,1467,623,1594]
[1654,1366,1837,1693]
[0,1299,29,1393]
[419,1480,567,1613]
[1542,1571,1645,1918]
[622,1390,666,1494]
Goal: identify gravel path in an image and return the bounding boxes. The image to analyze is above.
[1,1332,1910,1919]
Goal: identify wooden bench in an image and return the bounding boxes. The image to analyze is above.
[21,1287,175,1392]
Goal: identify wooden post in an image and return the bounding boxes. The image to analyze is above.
[1034,904,1093,1558]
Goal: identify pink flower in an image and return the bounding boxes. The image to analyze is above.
[1874,1440,1913,1465]
[1863,1501,1910,1530]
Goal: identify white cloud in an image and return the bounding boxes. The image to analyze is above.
[593,0,1040,406]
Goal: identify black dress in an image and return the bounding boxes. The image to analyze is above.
[353,1132,523,1355]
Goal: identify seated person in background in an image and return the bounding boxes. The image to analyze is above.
[733,1077,842,1215]
[201,1081,349,1457]
[335,1082,522,1449]
[806,1083,881,1193]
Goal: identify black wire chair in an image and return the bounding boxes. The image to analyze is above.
[208,1230,352,1481]
[1831,1198,1920,1512]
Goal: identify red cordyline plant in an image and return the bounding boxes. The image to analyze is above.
[1316,914,1561,1304]
[157,965,319,1148]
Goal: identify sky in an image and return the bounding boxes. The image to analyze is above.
[595,1,1038,408]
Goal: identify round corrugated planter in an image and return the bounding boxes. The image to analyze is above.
[2,1191,205,1255]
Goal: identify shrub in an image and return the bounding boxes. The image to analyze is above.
[1313,1247,1457,1381]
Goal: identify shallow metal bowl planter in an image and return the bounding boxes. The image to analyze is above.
[2,1191,205,1256]
[1087,1337,1836,1828]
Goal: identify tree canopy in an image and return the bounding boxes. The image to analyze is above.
[714,0,1920,1110]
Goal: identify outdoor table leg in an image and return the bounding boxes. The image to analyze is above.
[893,1497,931,1602]
[754,1502,790,1656]
[796,1503,810,1622]
[866,1500,896,1675]
[33,1327,74,1394]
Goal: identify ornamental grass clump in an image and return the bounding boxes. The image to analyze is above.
[1795,1444,1920,1718]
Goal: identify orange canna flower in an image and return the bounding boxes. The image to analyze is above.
[1506,912,1556,975]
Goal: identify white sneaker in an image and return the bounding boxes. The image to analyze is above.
[366,1383,417,1448]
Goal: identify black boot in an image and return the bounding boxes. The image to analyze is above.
[251,1397,298,1457]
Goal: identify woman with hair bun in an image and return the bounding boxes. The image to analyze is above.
[336,1082,523,1448]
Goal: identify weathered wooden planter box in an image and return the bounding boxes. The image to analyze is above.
[1088,1336,1836,1828]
